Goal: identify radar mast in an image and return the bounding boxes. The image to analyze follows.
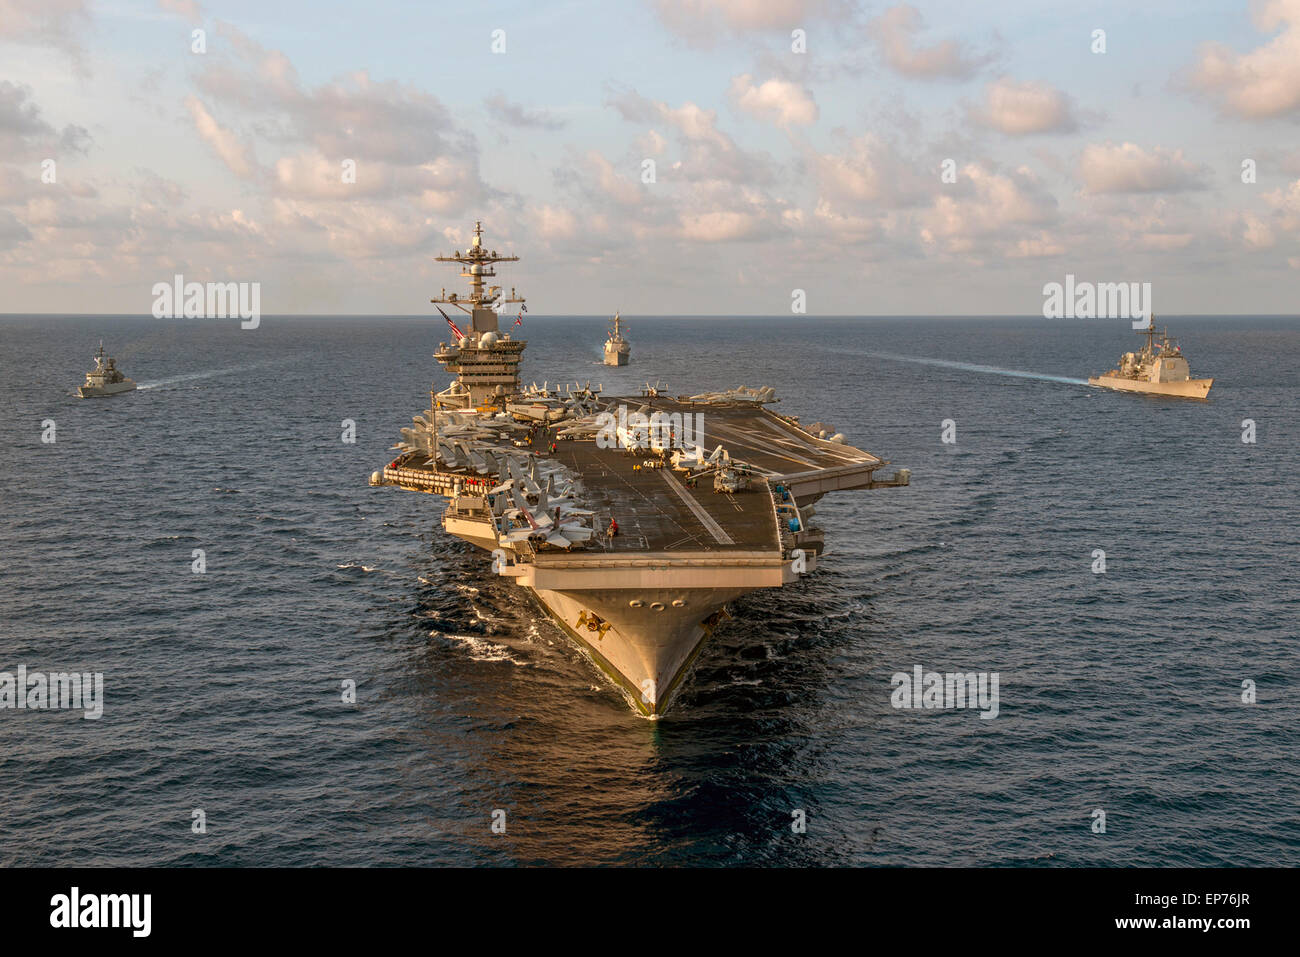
[432,220,527,334]
[431,221,529,410]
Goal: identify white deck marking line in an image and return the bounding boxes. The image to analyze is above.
[708,421,823,470]
[757,420,860,463]
[757,419,877,467]
[659,470,735,545]
[606,464,705,550]
[742,421,831,464]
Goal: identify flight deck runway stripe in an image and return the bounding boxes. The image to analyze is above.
[709,420,824,470]
[659,471,735,545]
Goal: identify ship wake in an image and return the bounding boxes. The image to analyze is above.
[852,350,1089,386]
[137,360,287,390]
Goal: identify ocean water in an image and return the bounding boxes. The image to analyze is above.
[1,314,1297,867]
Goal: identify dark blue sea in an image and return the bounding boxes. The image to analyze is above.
[1,315,1297,866]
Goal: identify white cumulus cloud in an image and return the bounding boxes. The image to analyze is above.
[729,74,818,128]
[1189,0,1300,118]
[1078,142,1207,194]
[184,96,257,179]
[868,4,989,80]
[972,78,1077,135]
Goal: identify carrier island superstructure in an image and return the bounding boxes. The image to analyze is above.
[370,223,910,717]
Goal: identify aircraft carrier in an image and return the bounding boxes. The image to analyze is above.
[370,222,909,717]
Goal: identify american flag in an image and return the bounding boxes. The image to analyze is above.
[436,305,464,339]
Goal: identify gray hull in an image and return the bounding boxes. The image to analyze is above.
[1087,374,1212,399]
[529,584,742,717]
[78,379,136,398]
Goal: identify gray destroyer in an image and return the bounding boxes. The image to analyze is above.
[603,313,630,366]
[78,343,136,398]
[371,222,909,717]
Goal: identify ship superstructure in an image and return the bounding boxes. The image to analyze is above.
[371,223,909,717]
[604,313,630,366]
[78,342,136,398]
[1089,320,1212,399]
[431,221,528,410]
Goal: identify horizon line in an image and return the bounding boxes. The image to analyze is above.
[4,312,1299,320]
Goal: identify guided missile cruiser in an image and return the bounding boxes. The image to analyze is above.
[1089,319,1213,399]
[370,222,910,717]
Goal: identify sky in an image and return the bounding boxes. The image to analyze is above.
[2,0,1300,316]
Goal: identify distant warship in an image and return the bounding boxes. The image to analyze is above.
[603,313,630,366]
[1089,320,1212,399]
[78,343,136,398]
[371,222,909,717]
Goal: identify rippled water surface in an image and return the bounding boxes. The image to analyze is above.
[1,315,1297,866]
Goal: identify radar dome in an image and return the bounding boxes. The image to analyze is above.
[480,331,499,348]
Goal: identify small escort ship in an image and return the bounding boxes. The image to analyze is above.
[603,312,630,366]
[78,343,136,397]
[370,222,909,717]
[1089,319,1213,399]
